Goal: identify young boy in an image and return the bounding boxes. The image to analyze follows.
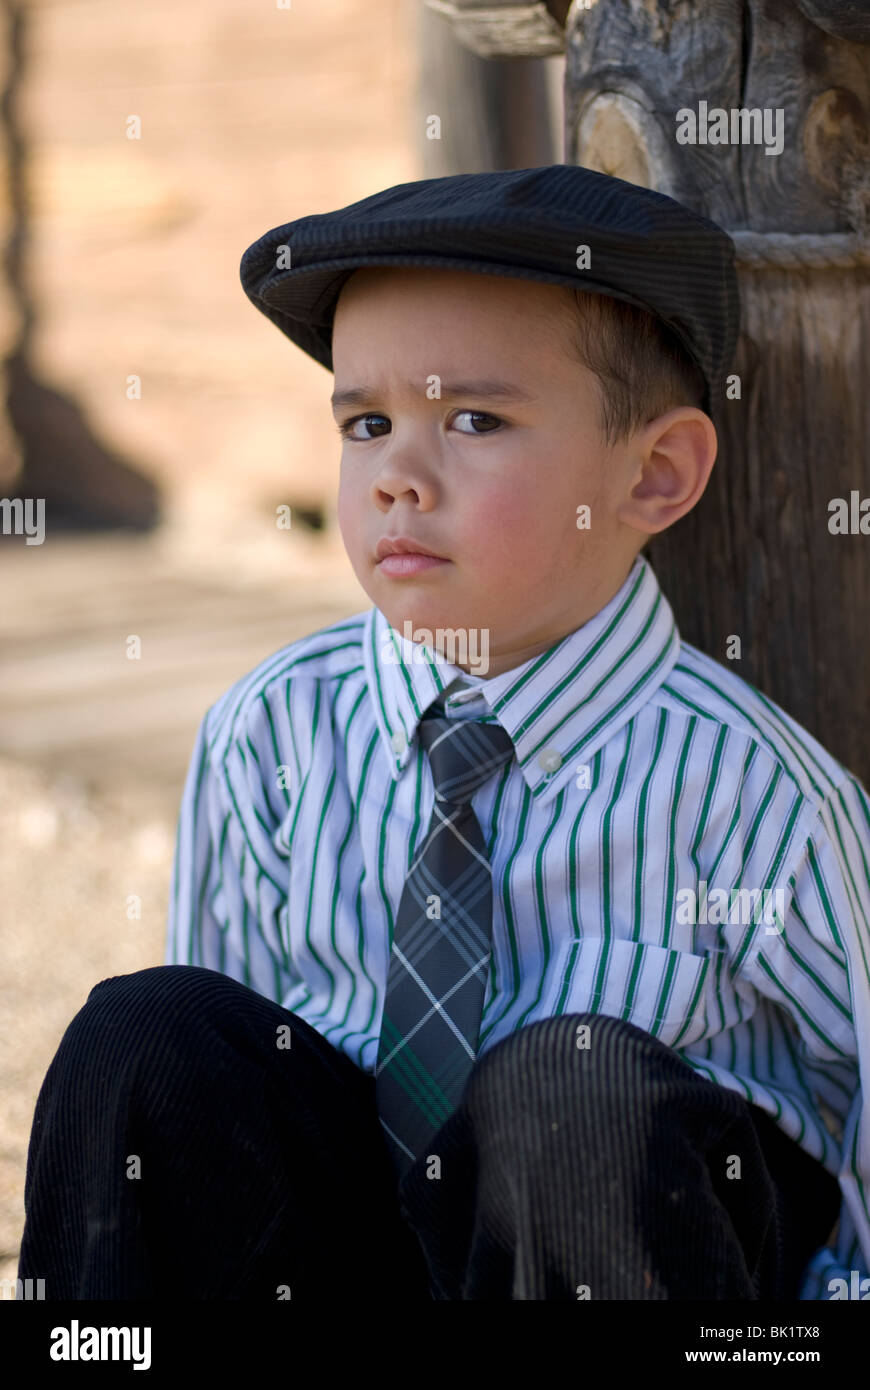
[18,165,870,1302]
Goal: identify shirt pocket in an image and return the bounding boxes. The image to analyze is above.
[544,935,712,1049]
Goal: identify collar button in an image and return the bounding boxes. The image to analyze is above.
[391,730,408,754]
[537,748,562,774]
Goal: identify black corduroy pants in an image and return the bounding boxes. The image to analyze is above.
[17,964,841,1300]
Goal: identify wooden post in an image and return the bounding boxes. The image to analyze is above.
[415,0,561,173]
[424,0,870,785]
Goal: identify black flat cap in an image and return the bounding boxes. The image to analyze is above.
[239,163,740,416]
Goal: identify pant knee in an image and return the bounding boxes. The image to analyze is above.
[46,967,253,1082]
[86,964,233,1009]
[79,964,260,1035]
[467,1011,709,1129]
[474,1010,669,1079]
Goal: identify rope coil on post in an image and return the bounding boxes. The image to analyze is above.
[727,230,870,269]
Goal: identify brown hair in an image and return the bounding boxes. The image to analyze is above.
[561,288,709,451]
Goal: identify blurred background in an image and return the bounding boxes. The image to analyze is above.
[0,0,564,1285]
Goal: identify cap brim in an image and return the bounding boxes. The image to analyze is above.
[242,251,682,376]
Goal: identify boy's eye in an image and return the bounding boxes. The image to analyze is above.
[337,413,390,441]
[336,410,502,441]
[453,411,501,435]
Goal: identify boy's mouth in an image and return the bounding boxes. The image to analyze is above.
[375,535,450,575]
[377,553,449,577]
[376,535,446,560]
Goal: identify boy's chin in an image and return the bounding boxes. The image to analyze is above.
[379,604,480,638]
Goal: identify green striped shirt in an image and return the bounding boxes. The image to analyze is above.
[166,552,870,1301]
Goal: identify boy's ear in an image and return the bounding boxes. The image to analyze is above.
[616,408,717,538]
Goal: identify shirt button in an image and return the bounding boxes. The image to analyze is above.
[391,730,407,754]
[538,748,562,773]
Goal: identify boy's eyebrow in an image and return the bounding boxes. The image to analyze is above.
[330,380,539,414]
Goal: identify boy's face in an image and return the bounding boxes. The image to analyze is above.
[332,267,713,678]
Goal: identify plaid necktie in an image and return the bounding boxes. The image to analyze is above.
[375,708,515,1179]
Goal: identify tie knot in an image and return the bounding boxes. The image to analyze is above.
[417,716,515,805]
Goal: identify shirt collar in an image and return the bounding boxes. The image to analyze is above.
[363,552,681,807]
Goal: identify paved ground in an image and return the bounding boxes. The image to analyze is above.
[0,530,366,1288]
